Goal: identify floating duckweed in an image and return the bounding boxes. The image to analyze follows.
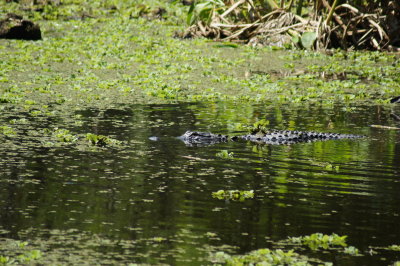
[216,150,234,159]
[8,118,28,124]
[0,239,42,265]
[0,125,16,136]
[0,93,20,103]
[343,246,360,255]
[212,190,254,201]
[212,234,366,265]
[41,128,78,143]
[388,245,400,251]
[212,249,315,265]
[248,119,270,133]
[309,160,340,171]
[86,133,121,147]
[289,233,347,250]
[52,128,78,143]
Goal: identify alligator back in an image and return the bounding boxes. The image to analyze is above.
[240,130,364,144]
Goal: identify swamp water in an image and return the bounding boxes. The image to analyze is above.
[1,102,400,265]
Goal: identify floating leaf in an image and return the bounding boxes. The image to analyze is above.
[216,150,234,159]
[212,190,254,201]
[388,245,400,251]
[290,233,347,250]
[212,248,311,265]
[301,32,317,50]
[344,246,359,255]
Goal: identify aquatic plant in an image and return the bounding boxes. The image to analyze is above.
[41,128,78,144]
[309,160,340,171]
[388,245,400,251]
[248,119,270,134]
[0,240,42,265]
[289,233,347,250]
[85,133,120,147]
[343,246,359,255]
[211,248,315,265]
[324,163,340,171]
[211,234,364,265]
[0,125,16,136]
[212,190,254,201]
[0,93,20,103]
[215,150,234,159]
[52,128,78,143]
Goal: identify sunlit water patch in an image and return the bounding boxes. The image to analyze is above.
[1,102,400,264]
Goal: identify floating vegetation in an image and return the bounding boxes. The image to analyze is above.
[85,133,121,147]
[50,128,78,143]
[0,239,42,265]
[309,159,340,171]
[289,233,347,250]
[324,163,340,171]
[215,150,234,159]
[248,119,270,134]
[343,246,360,255]
[212,190,254,201]
[0,93,20,103]
[211,248,315,265]
[39,128,78,146]
[0,125,15,136]
[387,245,400,251]
[38,128,121,148]
[0,229,136,265]
[212,234,368,265]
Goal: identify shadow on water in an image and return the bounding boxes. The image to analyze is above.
[1,102,400,264]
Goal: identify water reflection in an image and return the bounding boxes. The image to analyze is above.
[0,102,400,264]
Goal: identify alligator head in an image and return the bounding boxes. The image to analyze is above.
[178,131,229,146]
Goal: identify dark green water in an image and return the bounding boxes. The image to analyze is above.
[1,102,400,264]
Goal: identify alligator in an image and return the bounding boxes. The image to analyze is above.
[178,129,364,146]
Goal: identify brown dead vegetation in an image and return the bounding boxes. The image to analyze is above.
[178,0,400,51]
